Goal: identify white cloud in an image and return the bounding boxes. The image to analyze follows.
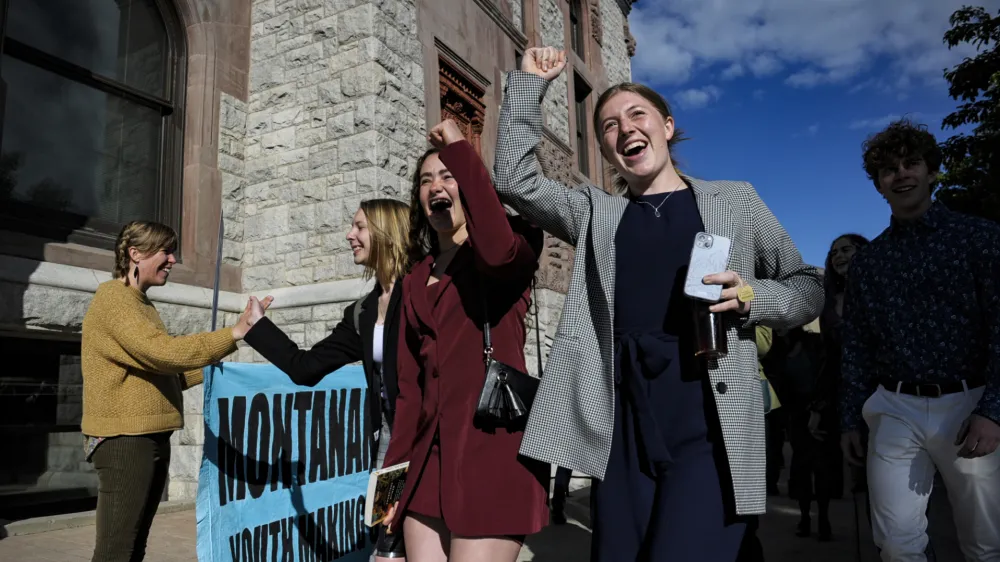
[629,0,998,92]
[749,54,782,77]
[721,63,745,79]
[674,86,723,109]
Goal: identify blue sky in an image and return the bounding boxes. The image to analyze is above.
[629,0,1000,267]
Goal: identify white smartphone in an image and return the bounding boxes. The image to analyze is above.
[683,232,732,303]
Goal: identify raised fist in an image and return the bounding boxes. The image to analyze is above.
[428,119,465,149]
[521,46,567,81]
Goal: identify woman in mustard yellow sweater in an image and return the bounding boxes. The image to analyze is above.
[81,220,262,562]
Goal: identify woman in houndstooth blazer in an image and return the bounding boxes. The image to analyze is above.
[493,47,824,561]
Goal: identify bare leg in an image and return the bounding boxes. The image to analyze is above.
[401,514,449,562]
[449,535,524,562]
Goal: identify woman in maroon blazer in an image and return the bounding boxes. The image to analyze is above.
[382,119,548,561]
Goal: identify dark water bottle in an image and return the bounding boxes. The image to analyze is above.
[692,303,727,358]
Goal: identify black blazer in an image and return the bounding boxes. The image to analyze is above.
[244,282,404,434]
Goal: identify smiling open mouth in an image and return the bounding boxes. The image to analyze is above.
[622,140,647,158]
[429,198,452,213]
[892,184,916,194]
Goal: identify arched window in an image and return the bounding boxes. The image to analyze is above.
[0,0,184,249]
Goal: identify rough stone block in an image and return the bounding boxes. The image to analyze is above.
[168,445,203,481]
[327,111,355,137]
[244,205,291,242]
[338,4,375,44]
[167,479,200,502]
[270,307,314,325]
[312,303,348,323]
[338,130,390,171]
[341,62,393,98]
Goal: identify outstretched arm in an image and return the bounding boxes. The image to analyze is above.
[244,301,364,386]
[431,126,540,281]
[493,48,589,246]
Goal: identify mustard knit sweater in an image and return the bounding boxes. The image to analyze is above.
[81,280,238,437]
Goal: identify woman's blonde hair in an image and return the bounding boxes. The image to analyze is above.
[358,198,411,288]
[113,221,178,284]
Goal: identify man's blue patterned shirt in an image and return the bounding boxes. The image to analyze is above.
[840,202,1000,431]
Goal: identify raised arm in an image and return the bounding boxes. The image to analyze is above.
[493,50,588,246]
[243,301,363,387]
[434,137,541,280]
[740,182,825,329]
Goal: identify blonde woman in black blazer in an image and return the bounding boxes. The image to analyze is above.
[243,198,411,561]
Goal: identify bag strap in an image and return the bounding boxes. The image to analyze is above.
[531,279,543,376]
[481,277,544,376]
[482,295,493,362]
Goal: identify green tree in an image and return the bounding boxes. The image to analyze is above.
[936,6,1000,221]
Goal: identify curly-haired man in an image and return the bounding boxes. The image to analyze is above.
[839,118,1000,561]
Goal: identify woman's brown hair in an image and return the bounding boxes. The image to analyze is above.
[113,221,178,284]
[358,198,411,288]
[407,148,441,266]
[592,83,689,194]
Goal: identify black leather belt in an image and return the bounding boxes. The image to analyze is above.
[879,376,985,398]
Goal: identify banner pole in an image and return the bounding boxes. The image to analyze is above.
[211,209,224,331]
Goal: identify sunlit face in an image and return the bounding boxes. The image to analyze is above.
[346,208,372,266]
[829,237,859,277]
[598,91,675,189]
[876,155,935,219]
[130,247,176,288]
[418,153,466,235]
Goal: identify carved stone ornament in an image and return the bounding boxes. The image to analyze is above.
[438,58,487,154]
[624,20,636,57]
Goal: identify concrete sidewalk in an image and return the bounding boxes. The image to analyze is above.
[0,483,963,561]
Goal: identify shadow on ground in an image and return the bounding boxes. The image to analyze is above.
[518,462,964,562]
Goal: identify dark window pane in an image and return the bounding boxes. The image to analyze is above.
[0,337,95,522]
[0,55,161,229]
[8,0,167,97]
[570,1,583,57]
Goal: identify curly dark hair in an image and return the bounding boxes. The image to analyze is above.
[407,148,441,266]
[823,233,869,298]
[861,118,941,188]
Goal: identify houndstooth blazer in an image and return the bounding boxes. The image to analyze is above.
[493,71,824,515]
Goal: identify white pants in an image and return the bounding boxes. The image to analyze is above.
[863,385,1000,561]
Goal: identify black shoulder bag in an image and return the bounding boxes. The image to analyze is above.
[473,282,542,429]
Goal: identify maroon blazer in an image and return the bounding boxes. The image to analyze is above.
[382,140,548,536]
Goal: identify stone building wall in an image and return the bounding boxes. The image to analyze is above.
[240,0,426,295]
[537,0,570,147]
[599,0,632,86]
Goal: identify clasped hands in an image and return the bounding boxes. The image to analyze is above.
[230,295,274,340]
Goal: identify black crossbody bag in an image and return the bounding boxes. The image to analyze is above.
[473,283,543,429]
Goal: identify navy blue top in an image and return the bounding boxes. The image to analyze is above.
[840,202,1000,430]
[615,187,704,335]
[612,187,709,477]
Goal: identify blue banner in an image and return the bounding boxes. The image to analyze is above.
[196,362,374,562]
